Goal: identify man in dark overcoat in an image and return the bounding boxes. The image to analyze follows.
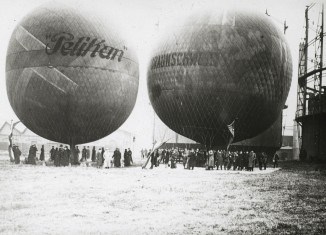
[113,148,121,167]
[81,146,87,162]
[13,145,21,164]
[54,148,60,166]
[50,146,55,161]
[127,148,133,166]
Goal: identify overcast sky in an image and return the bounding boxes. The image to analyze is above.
[0,0,323,147]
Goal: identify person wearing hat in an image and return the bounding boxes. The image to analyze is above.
[149,149,158,169]
[12,144,21,164]
[58,145,65,166]
[188,149,196,170]
[64,146,71,166]
[61,146,67,166]
[216,150,223,170]
[248,150,256,171]
[86,146,90,160]
[27,144,37,165]
[127,148,133,166]
[40,145,45,161]
[123,149,128,166]
[92,146,96,162]
[96,148,103,168]
[112,148,121,167]
[50,146,55,161]
[54,147,60,166]
[101,147,105,167]
[81,146,87,162]
[74,146,80,165]
[170,149,178,169]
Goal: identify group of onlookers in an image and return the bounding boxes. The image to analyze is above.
[146,148,280,171]
[11,144,281,171]
[49,146,133,168]
[148,148,197,170]
[205,150,268,171]
[12,144,133,169]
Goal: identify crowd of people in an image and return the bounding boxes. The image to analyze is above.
[12,144,280,171]
[144,148,280,171]
[16,144,133,168]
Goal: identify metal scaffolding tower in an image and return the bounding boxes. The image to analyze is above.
[296,4,326,161]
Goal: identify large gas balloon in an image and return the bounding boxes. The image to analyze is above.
[6,4,139,145]
[147,10,292,147]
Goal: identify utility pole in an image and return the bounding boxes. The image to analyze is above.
[303,6,309,115]
[152,107,155,146]
[318,4,324,158]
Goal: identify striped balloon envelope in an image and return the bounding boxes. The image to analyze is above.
[6,4,139,146]
[147,10,292,148]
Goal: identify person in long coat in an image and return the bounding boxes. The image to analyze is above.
[248,151,256,171]
[59,145,65,166]
[28,144,37,165]
[40,145,45,161]
[13,145,21,164]
[81,147,87,162]
[166,150,171,164]
[61,146,68,166]
[188,149,196,170]
[233,151,239,170]
[69,147,74,165]
[150,150,157,169]
[244,151,249,170]
[223,151,229,170]
[75,146,80,165]
[257,152,263,170]
[65,146,70,166]
[112,148,121,167]
[127,148,133,166]
[238,151,244,170]
[183,148,189,169]
[50,146,55,161]
[92,146,96,162]
[103,148,110,169]
[96,148,103,168]
[123,149,128,166]
[207,150,214,170]
[170,149,178,169]
[86,146,90,160]
[101,148,105,166]
[273,152,279,168]
[262,152,268,170]
[54,147,60,166]
[216,150,223,170]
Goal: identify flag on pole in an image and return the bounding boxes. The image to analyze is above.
[226,120,235,151]
[227,120,235,137]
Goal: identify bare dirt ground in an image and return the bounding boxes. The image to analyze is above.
[1,154,326,234]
